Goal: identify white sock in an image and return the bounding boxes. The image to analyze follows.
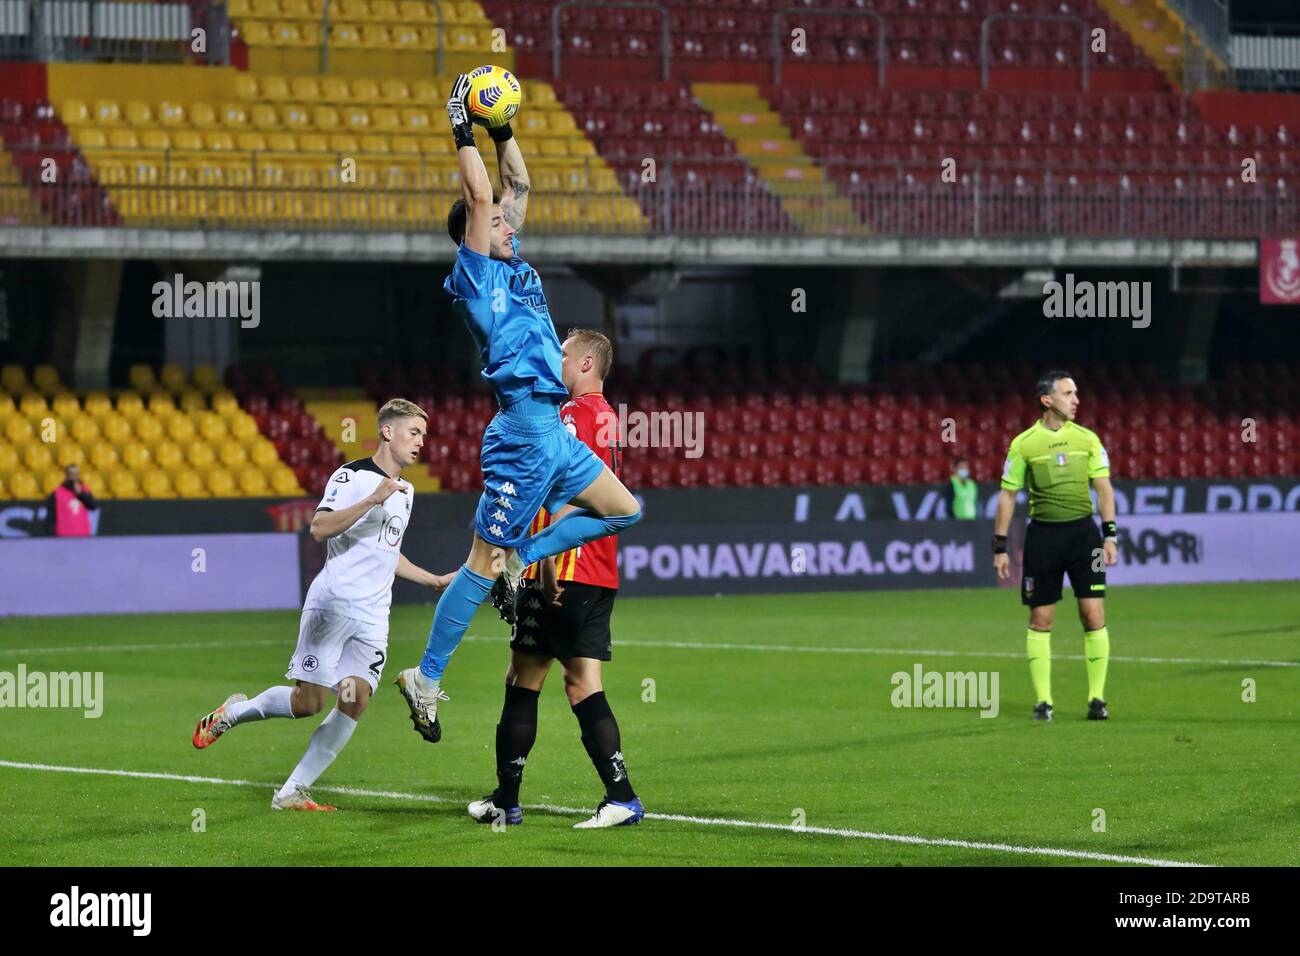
[227,686,296,725]
[277,710,358,798]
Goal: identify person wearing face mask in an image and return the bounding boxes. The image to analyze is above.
[948,457,977,521]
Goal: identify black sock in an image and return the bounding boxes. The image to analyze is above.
[492,684,539,809]
[572,691,636,803]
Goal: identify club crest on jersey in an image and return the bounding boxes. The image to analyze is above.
[1056,453,1068,466]
[302,655,319,672]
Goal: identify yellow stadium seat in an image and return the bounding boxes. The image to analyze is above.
[38,468,64,495]
[77,470,106,498]
[165,414,197,443]
[240,20,272,45]
[154,101,185,127]
[228,414,259,441]
[359,133,389,154]
[265,131,297,152]
[389,135,420,156]
[33,365,61,394]
[539,139,569,158]
[0,475,8,500]
[60,99,89,125]
[270,21,302,46]
[153,441,184,469]
[89,442,120,472]
[237,131,269,151]
[78,128,108,148]
[128,364,157,392]
[239,469,270,496]
[313,106,341,130]
[342,105,370,130]
[193,365,221,393]
[121,443,152,471]
[349,78,379,105]
[110,471,143,499]
[3,416,33,444]
[521,113,549,136]
[184,441,216,469]
[8,471,39,499]
[379,79,409,103]
[147,391,176,415]
[140,128,172,150]
[410,79,437,103]
[359,25,392,48]
[249,438,280,467]
[205,131,236,151]
[336,0,370,19]
[251,0,281,16]
[1,365,27,392]
[220,103,249,128]
[370,0,398,19]
[134,414,165,444]
[331,22,363,47]
[23,443,55,472]
[260,75,291,102]
[176,390,205,414]
[55,443,86,468]
[207,469,237,497]
[159,364,187,392]
[141,471,173,498]
[548,112,577,134]
[125,100,153,126]
[397,1,430,22]
[19,393,49,419]
[173,469,206,497]
[368,108,399,135]
[446,27,479,51]
[298,133,328,153]
[250,104,281,131]
[220,440,250,469]
[398,107,430,132]
[93,100,122,125]
[283,104,311,129]
[292,76,323,101]
[198,414,229,442]
[50,392,79,418]
[529,82,557,108]
[100,414,133,444]
[107,128,139,149]
[188,102,217,128]
[234,73,259,101]
[326,132,358,153]
[0,393,12,417]
[172,129,204,150]
[0,442,18,474]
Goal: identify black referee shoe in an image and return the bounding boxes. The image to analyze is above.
[489,575,516,626]
[1032,701,1053,721]
[1087,698,1109,720]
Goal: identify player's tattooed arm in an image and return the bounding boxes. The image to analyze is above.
[496,136,531,231]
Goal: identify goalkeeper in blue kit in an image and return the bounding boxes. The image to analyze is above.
[394,74,642,742]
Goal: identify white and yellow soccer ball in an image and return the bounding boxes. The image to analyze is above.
[465,65,522,128]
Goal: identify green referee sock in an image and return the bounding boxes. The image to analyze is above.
[1085,627,1110,702]
[1026,630,1052,706]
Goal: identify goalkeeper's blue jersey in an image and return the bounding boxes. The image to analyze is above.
[443,237,569,408]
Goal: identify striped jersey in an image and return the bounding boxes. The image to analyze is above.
[522,392,620,589]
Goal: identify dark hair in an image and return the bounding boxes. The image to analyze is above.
[953,456,968,466]
[565,328,615,380]
[446,191,501,246]
[1036,370,1073,403]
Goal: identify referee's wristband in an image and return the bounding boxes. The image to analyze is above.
[992,534,1008,555]
[488,123,514,143]
[1102,520,1118,541]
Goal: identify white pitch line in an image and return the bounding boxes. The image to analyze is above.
[1,634,1295,669]
[0,759,1207,867]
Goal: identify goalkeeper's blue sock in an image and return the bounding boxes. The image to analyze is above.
[418,565,493,681]
[514,507,641,567]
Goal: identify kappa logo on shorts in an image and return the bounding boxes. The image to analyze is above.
[302,655,319,672]
[517,635,536,646]
[488,524,504,537]
[492,509,507,522]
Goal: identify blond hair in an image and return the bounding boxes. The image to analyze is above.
[565,328,614,380]
[378,398,428,439]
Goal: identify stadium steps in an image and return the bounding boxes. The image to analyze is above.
[300,392,442,491]
[1093,0,1221,87]
[690,82,865,236]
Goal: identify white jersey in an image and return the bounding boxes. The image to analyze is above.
[303,458,412,624]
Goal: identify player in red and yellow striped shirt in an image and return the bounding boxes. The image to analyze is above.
[468,329,643,829]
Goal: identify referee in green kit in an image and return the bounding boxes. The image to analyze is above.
[993,371,1118,722]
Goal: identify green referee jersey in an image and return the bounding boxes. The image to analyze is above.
[1000,419,1111,522]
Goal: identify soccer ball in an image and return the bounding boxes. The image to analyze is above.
[465,65,521,128]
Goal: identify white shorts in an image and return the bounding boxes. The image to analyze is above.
[286,608,389,693]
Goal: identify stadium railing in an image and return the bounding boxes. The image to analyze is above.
[3,150,1297,237]
[770,7,886,88]
[980,15,1090,91]
[0,0,230,65]
[551,1,670,81]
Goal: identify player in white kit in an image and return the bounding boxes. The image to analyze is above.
[191,399,452,810]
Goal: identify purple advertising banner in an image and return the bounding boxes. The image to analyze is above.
[1112,513,1300,585]
[0,533,302,617]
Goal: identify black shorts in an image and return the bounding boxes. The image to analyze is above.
[1021,516,1107,607]
[510,579,616,661]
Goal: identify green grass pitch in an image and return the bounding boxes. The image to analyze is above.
[1,582,1296,866]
